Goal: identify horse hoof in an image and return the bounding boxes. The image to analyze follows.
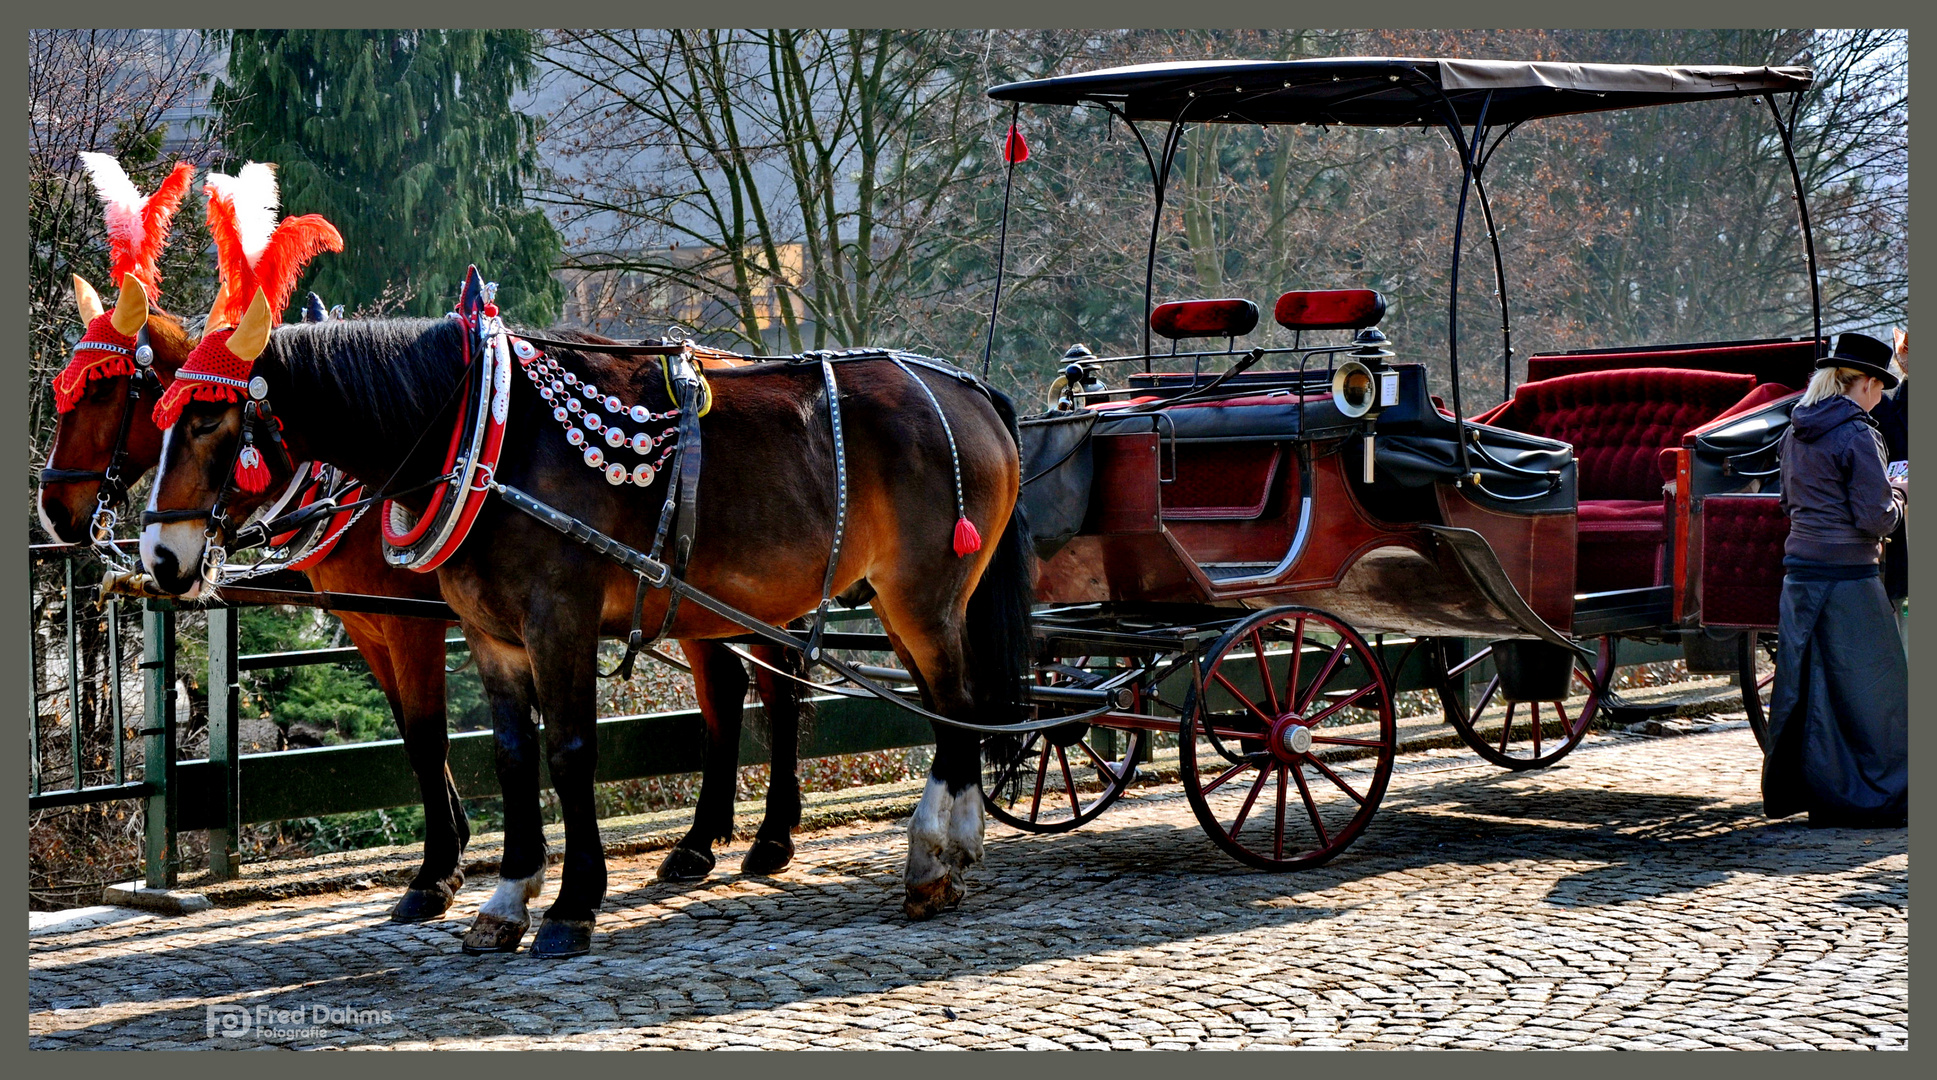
[902,874,964,921]
[656,846,716,882]
[530,917,595,959]
[459,913,529,954]
[390,887,456,924]
[741,838,794,876]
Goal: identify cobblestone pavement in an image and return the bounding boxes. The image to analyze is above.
[29,729,1907,1050]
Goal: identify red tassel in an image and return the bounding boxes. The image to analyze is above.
[952,515,983,557]
[1003,123,1029,165]
[234,446,271,494]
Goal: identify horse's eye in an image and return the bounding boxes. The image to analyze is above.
[189,417,221,437]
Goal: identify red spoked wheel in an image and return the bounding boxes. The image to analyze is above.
[982,658,1146,834]
[1179,606,1396,871]
[1434,637,1615,771]
[1740,631,1776,750]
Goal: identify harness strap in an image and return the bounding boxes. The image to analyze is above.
[648,351,706,643]
[805,358,850,660]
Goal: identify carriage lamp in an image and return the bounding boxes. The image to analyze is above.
[1051,343,1108,410]
[1336,329,1397,484]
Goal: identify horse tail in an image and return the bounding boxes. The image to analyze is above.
[964,388,1035,727]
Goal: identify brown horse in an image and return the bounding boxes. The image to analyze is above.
[44,278,809,921]
[143,307,1031,957]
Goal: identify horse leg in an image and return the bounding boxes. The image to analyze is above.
[387,617,467,923]
[871,603,980,920]
[460,634,545,955]
[656,640,749,883]
[527,604,607,959]
[742,642,804,876]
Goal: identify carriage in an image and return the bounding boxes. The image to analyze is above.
[935,57,1822,869]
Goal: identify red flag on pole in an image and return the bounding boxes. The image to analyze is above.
[1003,123,1030,164]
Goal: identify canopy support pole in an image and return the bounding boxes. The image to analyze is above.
[1432,88,1494,487]
[1764,92,1822,349]
[982,102,1022,379]
[1137,114,1189,369]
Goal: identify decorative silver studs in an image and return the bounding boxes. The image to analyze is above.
[630,432,652,453]
[632,463,655,486]
[553,406,569,423]
[566,397,583,414]
[584,412,602,431]
[605,426,625,448]
[583,446,604,468]
[604,395,622,413]
[539,386,555,401]
[630,405,649,423]
[605,462,629,485]
[563,371,578,386]
[566,427,585,446]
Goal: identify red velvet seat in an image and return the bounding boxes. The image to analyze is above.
[1480,367,1759,592]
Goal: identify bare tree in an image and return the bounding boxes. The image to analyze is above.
[27,29,226,490]
[538,29,1000,353]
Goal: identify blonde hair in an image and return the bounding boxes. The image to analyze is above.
[1800,365,1875,407]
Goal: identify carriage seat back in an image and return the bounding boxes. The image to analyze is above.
[1478,368,1757,502]
[1149,298,1259,340]
[1273,289,1386,331]
[1478,367,1758,594]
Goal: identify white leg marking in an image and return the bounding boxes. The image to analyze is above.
[904,775,952,888]
[945,782,985,870]
[478,867,545,921]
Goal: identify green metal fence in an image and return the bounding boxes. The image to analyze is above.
[28,542,1689,890]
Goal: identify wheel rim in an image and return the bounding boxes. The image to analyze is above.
[983,656,1145,833]
[1438,637,1612,770]
[1180,607,1396,871]
[1741,631,1776,750]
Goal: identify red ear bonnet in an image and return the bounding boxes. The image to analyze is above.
[155,164,344,429]
[54,154,195,413]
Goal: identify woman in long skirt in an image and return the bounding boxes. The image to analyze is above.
[1764,332,1908,828]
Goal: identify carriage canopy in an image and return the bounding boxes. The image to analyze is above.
[987,57,1814,127]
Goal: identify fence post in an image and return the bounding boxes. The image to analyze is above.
[207,606,241,880]
[142,600,178,889]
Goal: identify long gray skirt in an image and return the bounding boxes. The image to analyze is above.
[1762,573,1908,823]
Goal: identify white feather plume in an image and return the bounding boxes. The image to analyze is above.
[205,161,282,265]
[78,152,145,259]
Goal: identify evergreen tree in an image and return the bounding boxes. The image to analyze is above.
[213,30,561,324]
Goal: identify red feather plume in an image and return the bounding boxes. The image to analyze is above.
[251,215,345,318]
[203,184,256,329]
[130,162,195,296]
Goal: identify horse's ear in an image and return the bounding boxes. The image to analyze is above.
[108,273,150,336]
[205,275,235,333]
[229,288,274,362]
[73,275,105,324]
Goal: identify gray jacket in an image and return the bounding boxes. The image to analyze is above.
[1779,395,1905,564]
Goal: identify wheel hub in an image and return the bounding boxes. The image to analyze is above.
[1269,714,1314,760]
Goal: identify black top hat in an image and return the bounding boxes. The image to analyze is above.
[1816,331,1901,389]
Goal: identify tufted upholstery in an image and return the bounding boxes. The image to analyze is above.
[1700,494,1788,628]
[1484,368,1759,592]
[1484,368,1757,501]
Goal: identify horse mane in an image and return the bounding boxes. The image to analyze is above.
[270,317,469,450]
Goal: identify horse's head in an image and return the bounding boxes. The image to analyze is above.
[143,289,300,596]
[39,154,196,546]
[40,274,200,544]
[141,161,344,596]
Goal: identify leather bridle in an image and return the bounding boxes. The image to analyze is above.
[40,324,159,565]
[139,380,298,586]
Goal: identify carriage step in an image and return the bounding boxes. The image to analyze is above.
[1201,562,1277,581]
